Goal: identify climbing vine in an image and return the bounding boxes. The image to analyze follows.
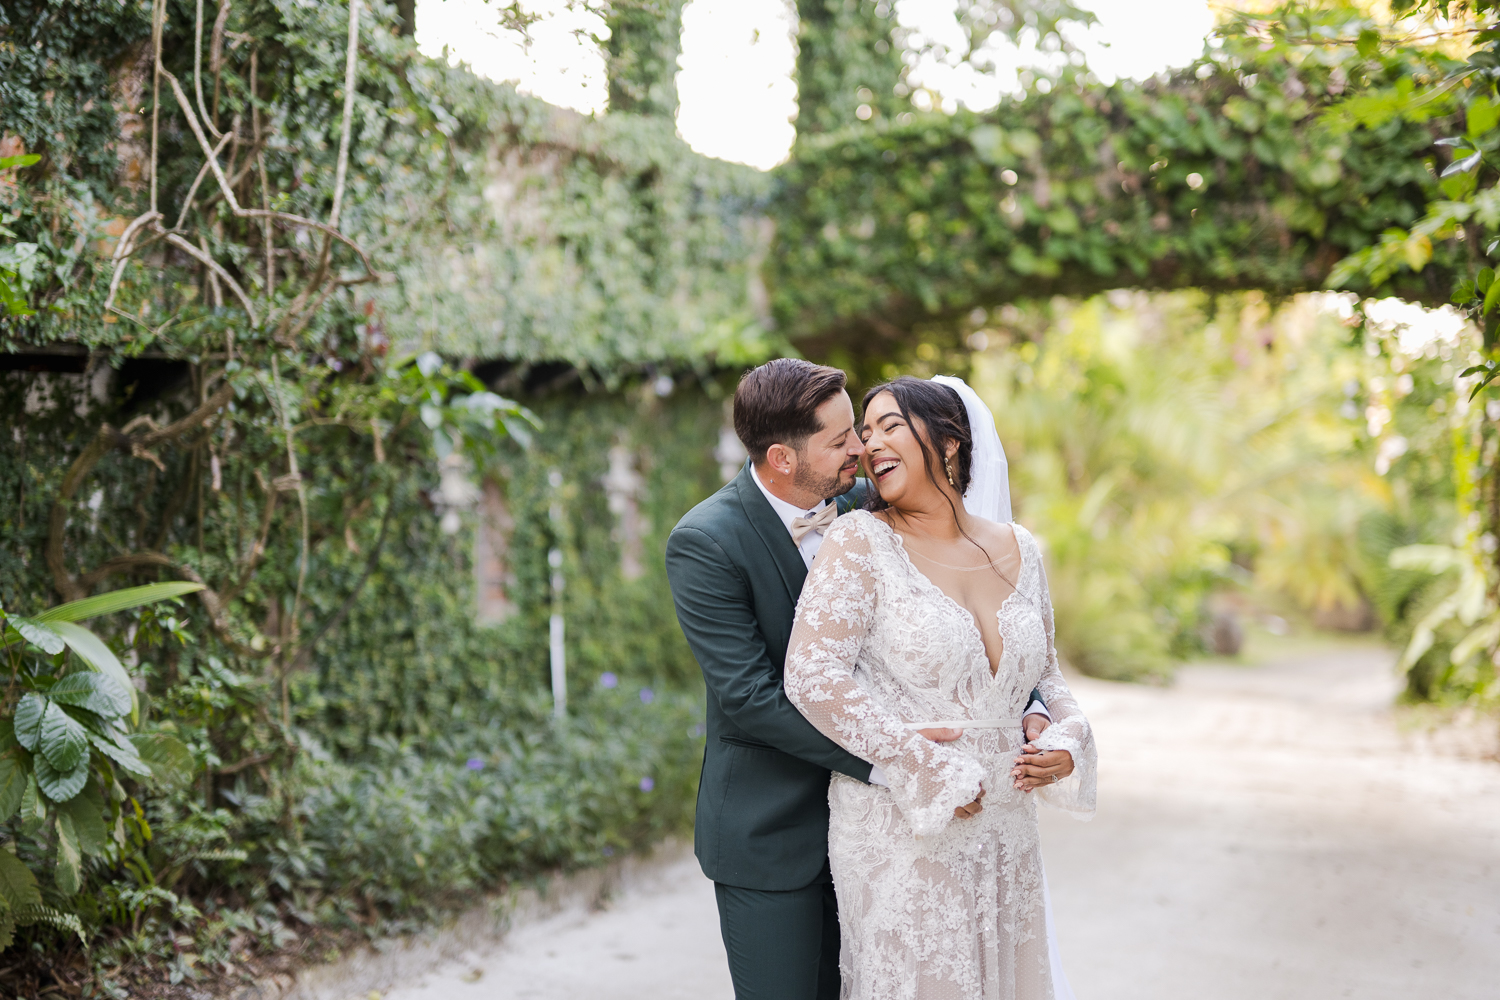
[770,5,1460,375]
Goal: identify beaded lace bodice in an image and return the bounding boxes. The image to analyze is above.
[785,510,1095,1000]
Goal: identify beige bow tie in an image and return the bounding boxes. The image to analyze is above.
[790,504,838,545]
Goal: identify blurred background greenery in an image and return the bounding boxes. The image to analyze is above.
[959,291,1463,690]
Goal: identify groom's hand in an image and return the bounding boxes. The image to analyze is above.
[954,786,985,820]
[1023,712,1051,742]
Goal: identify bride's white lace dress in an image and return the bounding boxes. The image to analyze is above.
[785,511,1096,1000]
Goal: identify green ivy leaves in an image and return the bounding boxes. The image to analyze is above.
[0,152,41,320]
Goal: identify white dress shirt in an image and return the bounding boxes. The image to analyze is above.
[750,464,1048,789]
[750,463,830,570]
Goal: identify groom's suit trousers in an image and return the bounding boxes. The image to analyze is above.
[714,871,840,1000]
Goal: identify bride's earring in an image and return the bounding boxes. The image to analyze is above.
[944,457,956,488]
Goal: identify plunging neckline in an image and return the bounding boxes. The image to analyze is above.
[866,513,1029,679]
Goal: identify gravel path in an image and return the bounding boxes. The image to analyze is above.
[377,637,1500,1000]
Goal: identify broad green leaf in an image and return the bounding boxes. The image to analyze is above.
[130,733,195,788]
[35,582,204,624]
[1468,95,1500,139]
[5,617,64,655]
[34,755,88,803]
[56,788,107,857]
[1390,544,1466,574]
[13,694,46,752]
[0,271,29,317]
[0,851,41,911]
[0,154,39,170]
[0,753,27,822]
[38,702,87,772]
[1451,614,1500,665]
[1403,233,1432,272]
[1356,28,1380,60]
[1484,273,1500,316]
[87,731,150,778]
[18,774,43,828]
[48,622,138,722]
[1478,267,1494,294]
[1469,367,1500,399]
[54,814,81,896]
[48,672,131,720]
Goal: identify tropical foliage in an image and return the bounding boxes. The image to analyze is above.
[1230,1,1500,708]
[966,290,1459,681]
[0,583,199,947]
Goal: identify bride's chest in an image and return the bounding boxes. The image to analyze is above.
[866,563,1048,689]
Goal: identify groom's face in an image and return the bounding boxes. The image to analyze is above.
[785,391,864,501]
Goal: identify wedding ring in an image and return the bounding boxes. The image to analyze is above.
[1050,774,1060,783]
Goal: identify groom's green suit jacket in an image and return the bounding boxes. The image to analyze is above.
[666,463,874,892]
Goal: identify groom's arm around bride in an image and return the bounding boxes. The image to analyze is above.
[666,360,876,1000]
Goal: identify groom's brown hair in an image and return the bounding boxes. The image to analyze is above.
[733,358,847,464]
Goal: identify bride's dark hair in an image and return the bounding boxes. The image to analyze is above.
[859,376,973,510]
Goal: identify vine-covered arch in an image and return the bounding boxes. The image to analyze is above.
[771,12,1463,370]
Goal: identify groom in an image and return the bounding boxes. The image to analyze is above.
[666,359,1050,999]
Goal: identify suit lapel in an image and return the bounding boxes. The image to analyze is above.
[733,463,808,603]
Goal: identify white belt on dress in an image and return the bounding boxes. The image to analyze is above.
[902,718,1022,730]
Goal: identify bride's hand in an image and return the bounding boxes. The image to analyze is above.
[1012,744,1073,792]
[953,786,984,820]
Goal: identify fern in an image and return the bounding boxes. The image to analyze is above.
[14,904,88,946]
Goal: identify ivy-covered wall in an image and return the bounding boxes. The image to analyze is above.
[0,0,757,974]
[0,353,731,984]
[300,380,731,753]
[769,19,1463,376]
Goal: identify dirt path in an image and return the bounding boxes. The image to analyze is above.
[376,637,1500,1000]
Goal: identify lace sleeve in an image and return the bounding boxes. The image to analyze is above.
[1025,533,1098,820]
[784,516,988,837]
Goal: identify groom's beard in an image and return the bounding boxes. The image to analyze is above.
[797,460,859,502]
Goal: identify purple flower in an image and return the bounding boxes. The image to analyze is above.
[639,687,655,704]
[602,846,615,857]
[600,672,619,689]
[639,777,655,792]
[466,758,485,771]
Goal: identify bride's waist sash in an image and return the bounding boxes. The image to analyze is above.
[901,717,1022,730]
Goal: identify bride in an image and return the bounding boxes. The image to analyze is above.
[784,375,1096,1000]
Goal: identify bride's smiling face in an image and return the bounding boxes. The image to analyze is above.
[860,391,956,509]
